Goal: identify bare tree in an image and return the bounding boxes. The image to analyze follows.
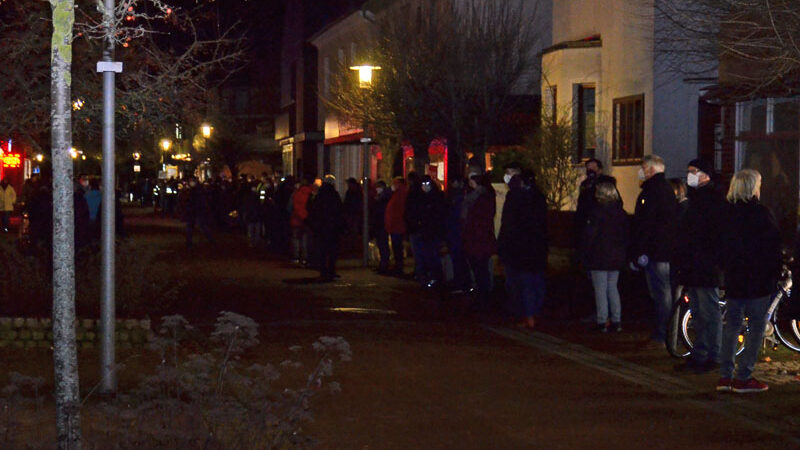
[0,1,246,159]
[655,0,800,96]
[48,1,82,447]
[326,0,542,177]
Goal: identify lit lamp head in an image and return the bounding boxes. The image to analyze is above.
[70,147,79,159]
[201,124,213,139]
[160,139,172,152]
[350,65,381,88]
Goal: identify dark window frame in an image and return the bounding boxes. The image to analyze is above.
[612,94,645,165]
[574,84,596,161]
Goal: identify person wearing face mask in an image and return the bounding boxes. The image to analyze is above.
[573,158,619,322]
[502,162,522,186]
[673,159,726,373]
[630,154,679,346]
[414,175,447,287]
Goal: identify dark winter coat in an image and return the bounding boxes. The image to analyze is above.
[497,185,548,273]
[462,186,497,259]
[385,184,408,234]
[241,189,263,224]
[574,174,617,247]
[630,173,678,263]
[721,200,782,299]
[183,185,213,224]
[416,188,446,241]
[404,185,425,235]
[673,183,725,287]
[308,184,344,238]
[371,189,392,236]
[580,201,629,270]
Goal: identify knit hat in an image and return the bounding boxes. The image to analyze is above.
[688,158,713,177]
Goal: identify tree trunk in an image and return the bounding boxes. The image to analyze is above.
[50,1,82,448]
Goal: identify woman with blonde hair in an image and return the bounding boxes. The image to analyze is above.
[580,180,629,332]
[717,169,782,393]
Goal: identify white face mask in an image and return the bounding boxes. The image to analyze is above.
[637,167,646,181]
[686,172,700,188]
[421,184,432,193]
[376,187,384,195]
[503,174,513,185]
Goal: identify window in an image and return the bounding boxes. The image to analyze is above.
[338,48,345,65]
[544,86,557,121]
[574,85,595,160]
[350,43,357,63]
[612,94,644,163]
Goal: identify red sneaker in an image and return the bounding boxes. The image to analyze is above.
[732,378,769,393]
[716,378,732,392]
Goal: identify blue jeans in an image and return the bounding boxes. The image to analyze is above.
[590,270,621,324]
[644,261,672,341]
[687,287,722,364]
[721,296,771,381]
[505,266,545,318]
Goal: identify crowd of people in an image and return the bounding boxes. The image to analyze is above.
[7,151,785,394]
[153,155,785,395]
[575,154,783,394]
[18,173,124,249]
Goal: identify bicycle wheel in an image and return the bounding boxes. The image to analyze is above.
[684,302,746,356]
[666,298,691,358]
[773,301,800,353]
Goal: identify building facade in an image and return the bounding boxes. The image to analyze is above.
[542,0,714,210]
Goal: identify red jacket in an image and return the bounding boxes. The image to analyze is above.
[290,185,313,228]
[384,185,408,234]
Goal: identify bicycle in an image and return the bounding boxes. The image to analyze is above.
[666,265,800,358]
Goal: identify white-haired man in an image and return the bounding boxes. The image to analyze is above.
[631,154,678,346]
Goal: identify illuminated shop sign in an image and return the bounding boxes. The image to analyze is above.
[1,153,21,168]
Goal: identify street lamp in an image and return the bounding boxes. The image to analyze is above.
[349,65,380,267]
[160,138,172,152]
[201,124,213,139]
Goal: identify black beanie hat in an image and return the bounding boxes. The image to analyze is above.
[688,158,713,177]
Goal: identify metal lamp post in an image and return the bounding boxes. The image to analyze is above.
[349,65,380,267]
[97,0,123,396]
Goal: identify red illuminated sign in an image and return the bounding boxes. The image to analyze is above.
[1,153,21,168]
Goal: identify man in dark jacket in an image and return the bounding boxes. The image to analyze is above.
[498,170,547,329]
[415,175,446,287]
[674,159,726,372]
[309,175,344,281]
[372,180,392,273]
[183,177,214,249]
[631,154,678,344]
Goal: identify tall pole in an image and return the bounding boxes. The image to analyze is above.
[361,136,370,267]
[98,0,122,395]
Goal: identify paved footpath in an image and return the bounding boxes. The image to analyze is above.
[138,212,800,448]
